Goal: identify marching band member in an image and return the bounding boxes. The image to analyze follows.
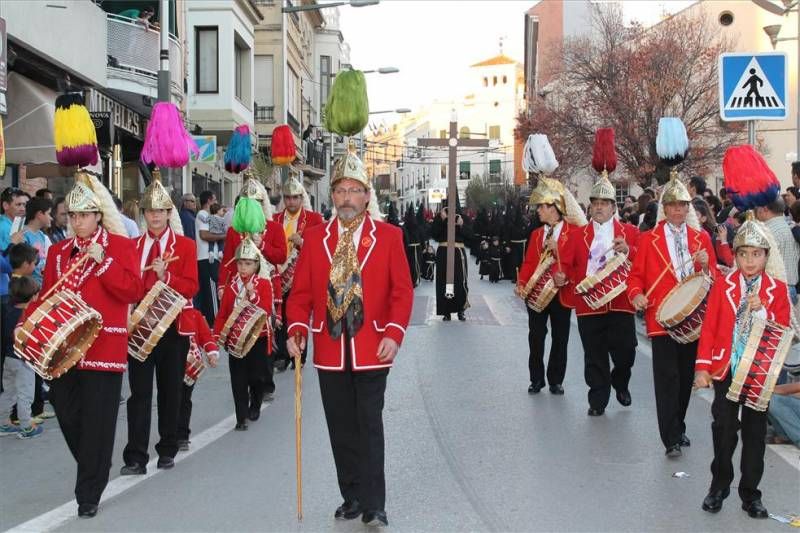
[518,175,587,395]
[273,176,323,372]
[695,146,790,518]
[287,147,413,527]
[122,176,198,475]
[214,237,275,430]
[562,129,639,415]
[26,173,143,518]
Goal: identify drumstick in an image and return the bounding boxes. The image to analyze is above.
[293,331,303,521]
[142,255,180,272]
[40,255,91,301]
[643,254,697,300]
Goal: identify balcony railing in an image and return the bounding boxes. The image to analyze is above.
[106,14,183,93]
[304,139,327,171]
[287,112,301,135]
[255,105,275,123]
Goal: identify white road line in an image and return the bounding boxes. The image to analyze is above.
[5,403,267,533]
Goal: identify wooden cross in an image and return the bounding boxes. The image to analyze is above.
[417,113,489,297]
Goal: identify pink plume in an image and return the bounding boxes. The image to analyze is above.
[141,102,200,168]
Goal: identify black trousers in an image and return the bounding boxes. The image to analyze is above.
[275,289,308,366]
[528,298,571,386]
[318,346,389,512]
[228,337,269,424]
[196,259,218,326]
[577,312,637,410]
[710,374,767,502]
[124,326,189,465]
[176,383,194,442]
[651,336,697,448]
[49,369,122,505]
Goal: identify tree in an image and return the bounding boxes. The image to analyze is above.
[515,4,744,187]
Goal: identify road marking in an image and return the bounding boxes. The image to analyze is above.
[6,403,268,533]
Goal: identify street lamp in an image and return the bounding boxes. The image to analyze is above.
[332,66,399,77]
[283,0,378,13]
[369,108,412,115]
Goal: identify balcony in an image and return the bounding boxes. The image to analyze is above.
[304,139,327,173]
[287,112,301,135]
[255,105,275,123]
[106,14,184,101]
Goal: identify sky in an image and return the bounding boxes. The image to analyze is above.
[336,0,696,125]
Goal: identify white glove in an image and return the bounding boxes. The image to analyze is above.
[86,242,105,264]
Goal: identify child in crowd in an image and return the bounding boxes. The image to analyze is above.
[422,244,435,282]
[488,236,504,283]
[0,275,43,438]
[22,197,52,285]
[213,237,274,431]
[694,215,790,518]
[207,203,227,263]
[477,240,490,280]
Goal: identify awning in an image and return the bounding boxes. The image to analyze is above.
[4,72,57,165]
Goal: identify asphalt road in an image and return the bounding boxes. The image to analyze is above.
[2,256,799,532]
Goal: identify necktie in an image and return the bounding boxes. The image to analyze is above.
[671,224,687,280]
[731,276,760,376]
[143,231,162,288]
[327,214,366,339]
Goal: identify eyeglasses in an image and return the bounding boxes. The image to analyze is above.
[333,187,366,197]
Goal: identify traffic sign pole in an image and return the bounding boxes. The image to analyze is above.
[748,120,756,145]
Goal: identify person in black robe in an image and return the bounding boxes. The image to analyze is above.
[421,244,436,281]
[431,198,471,321]
[503,203,528,283]
[402,208,422,287]
[488,236,504,283]
[477,239,491,280]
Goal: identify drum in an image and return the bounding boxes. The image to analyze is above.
[219,300,268,358]
[576,252,631,310]
[184,339,206,386]
[786,304,800,374]
[727,316,793,411]
[656,272,713,344]
[128,281,187,362]
[14,290,103,380]
[520,254,558,313]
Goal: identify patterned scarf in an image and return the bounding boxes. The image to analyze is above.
[326,213,366,339]
[731,274,760,376]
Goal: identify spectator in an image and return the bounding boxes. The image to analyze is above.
[22,197,53,285]
[49,196,68,243]
[756,197,800,302]
[688,176,706,199]
[35,188,53,200]
[118,5,158,29]
[637,193,652,217]
[1,187,28,304]
[114,196,140,238]
[179,193,197,240]
[767,382,800,447]
[0,274,43,439]
[623,195,636,209]
[704,194,722,220]
[196,190,225,325]
[122,199,141,232]
[207,203,227,262]
[638,200,658,232]
[785,186,800,209]
[692,198,732,267]
[791,161,800,189]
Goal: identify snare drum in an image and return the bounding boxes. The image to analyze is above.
[576,252,631,310]
[128,281,187,362]
[656,272,713,344]
[219,301,268,358]
[184,339,206,386]
[727,316,793,411]
[521,255,558,313]
[14,290,103,380]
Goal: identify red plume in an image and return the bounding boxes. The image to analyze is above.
[591,128,617,173]
[271,125,296,166]
[722,145,779,211]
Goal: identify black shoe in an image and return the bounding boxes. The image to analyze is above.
[442,314,451,321]
[587,407,605,416]
[234,422,248,431]
[248,406,261,421]
[361,510,389,527]
[77,503,98,518]
[665,444,682,458]
[528,382,544,394]
[274,360,288,373]
[742,499,768,518]
[549,384,564,395]
[120,463,146,475]
[616,390,632,407]
[334,500,362,520]
[177,439,190,452]
[263,392,274,403]
[457,312,466,321]
[679,434,691,447]
[701,489,729,513]
[157,457,175,469]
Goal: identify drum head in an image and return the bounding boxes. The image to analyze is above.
[657,274,708,324]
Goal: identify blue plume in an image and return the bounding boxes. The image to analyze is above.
[224,125,252,173]
[656,117,689,167]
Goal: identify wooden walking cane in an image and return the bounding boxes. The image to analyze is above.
[293,331,303,521]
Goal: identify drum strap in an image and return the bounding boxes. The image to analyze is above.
[731,275,760,375]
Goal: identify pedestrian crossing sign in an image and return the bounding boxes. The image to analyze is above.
[719,52,787,121]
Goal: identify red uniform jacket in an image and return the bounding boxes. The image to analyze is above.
[134,228,199,335]
[27,227,144,373]
[213,272,274,341]
[220,221,286,303]
[286,217,414,371]
[180,307,219,358]
[696,270,790,380]
[562,219,639,316]
[518,222,581,309]
[626,221,719,337]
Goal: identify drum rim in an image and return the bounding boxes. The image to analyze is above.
[656,272,712,327]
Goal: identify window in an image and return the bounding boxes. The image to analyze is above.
[502,75,508,84]
[195,27,218,93]
[459,127,470,139]
[615,182,629,207]
[459,161,470,180]
[234,42,245,101]
[492,76,497,86]
[440,164,447,179]
[255,55,274,106]
[489,159,501,181]
[320,55,331,115]
[288,67,300,120]
[483,77,488,87]
[489,125,501,140]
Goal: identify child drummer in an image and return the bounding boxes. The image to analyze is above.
[694,146,791,519]
[213,237,274,431]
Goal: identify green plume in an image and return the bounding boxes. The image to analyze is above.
[232,197,266,234]
[324,69,369,137]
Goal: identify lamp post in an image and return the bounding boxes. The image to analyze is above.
[362,108,411,158]
[282,0,378,13]
[758,0,799,159]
